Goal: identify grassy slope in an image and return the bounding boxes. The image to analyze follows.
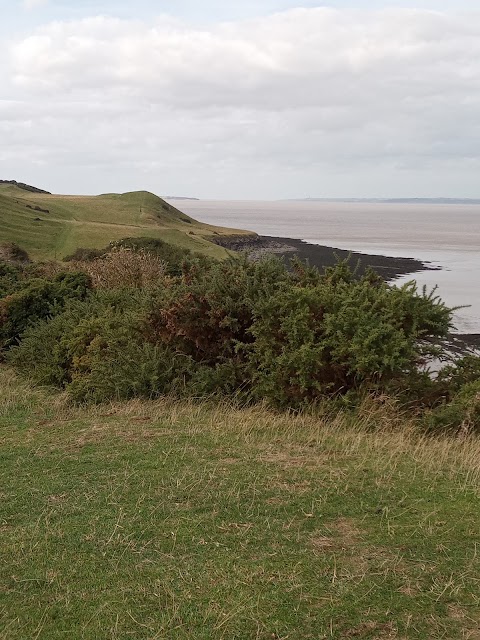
[0,185,253,261]
[1,369,480,639]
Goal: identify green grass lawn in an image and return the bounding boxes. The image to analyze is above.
[1,368,480,639]
[0,185,252,261]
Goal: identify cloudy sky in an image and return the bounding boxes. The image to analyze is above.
[1,0,479,198]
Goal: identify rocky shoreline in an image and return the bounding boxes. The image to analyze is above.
[213,234,439,280]
[214,234,479,354]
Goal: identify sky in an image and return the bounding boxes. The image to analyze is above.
[1,0,479,198]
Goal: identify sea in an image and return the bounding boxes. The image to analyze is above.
[168,200,480,335]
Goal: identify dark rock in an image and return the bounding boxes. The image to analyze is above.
[0,180,51,194]
[212,234,439,281]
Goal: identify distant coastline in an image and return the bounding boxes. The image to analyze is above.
[163,196,200,201]
[213,234,436,280]
[285,197,480,205]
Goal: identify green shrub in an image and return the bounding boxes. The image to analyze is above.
[113,237,194,275]
[8,291,133,386]
[8,289,191,402]
[146,256,288,363]
[0,262,23,298]
[8,310,76,386]
[247,266,452,406]
[0,271,91,350]
[436,355,480,396]
[7,258,455,407]
[65,312,186,403]
[64,237,215,276]
[427,379,480,434]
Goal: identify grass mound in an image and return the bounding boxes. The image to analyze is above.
[1,368,480,639]
[0,184,253,261]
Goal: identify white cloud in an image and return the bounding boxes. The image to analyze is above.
[22,0,49,10]
[3,8,480,197]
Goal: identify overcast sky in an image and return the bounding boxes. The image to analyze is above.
[1,0,479,198]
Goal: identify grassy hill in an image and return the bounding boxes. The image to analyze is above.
[0,183,253,261]
[1,368,480,639]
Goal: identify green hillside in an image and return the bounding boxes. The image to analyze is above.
[0,183,252,261]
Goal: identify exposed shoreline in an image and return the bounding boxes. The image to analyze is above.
[213,234,439,280]
[213,234,479,353]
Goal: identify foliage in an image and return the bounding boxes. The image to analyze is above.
[8,289,191,402]
[65,310,183,403]
[0,262,23,298]
[112,237,207,276]
[146,256,287,365]
[63,247,106,262]
[247,265,452,405]
[65,237,215,277]
[0,271,91,350]
[436,354,480,396]
[427,379,480,434]
[5,256,460,407]
[72,246,167,290]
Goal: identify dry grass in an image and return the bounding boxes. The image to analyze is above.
[3,368,480,486]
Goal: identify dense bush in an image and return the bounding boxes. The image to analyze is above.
[247,266,452,405]
[113,237,199,275]
[0,263,22,298]
[436,355,480,396]
[0,271,91,350]
[146,257,287,361]
[6,254,474,409]
[427,379,480,434]
[63,247,106,262]
[8,289,190,401]
[64,307,182,403]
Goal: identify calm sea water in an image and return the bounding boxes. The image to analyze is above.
[169,200,480,334]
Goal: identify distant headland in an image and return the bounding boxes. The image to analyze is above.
[287,197,480,205]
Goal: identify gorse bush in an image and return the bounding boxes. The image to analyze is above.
[427,379,480,434]
[63,247,106,262]
[146,257,287,362]
[112,237,209,276]
[64,308,180,403]
[0,262,22,298]
[247,266,452,405]
[5,252,478,413]
[8,289,191,402]
[8,290,140,387]
[0,271,91,351]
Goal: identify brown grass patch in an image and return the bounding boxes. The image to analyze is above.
[311,518,362,558]
[447,605,480,639]
[344,620,398,638]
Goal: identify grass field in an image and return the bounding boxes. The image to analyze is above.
[1,368,480,639]
[0,184,252,261]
